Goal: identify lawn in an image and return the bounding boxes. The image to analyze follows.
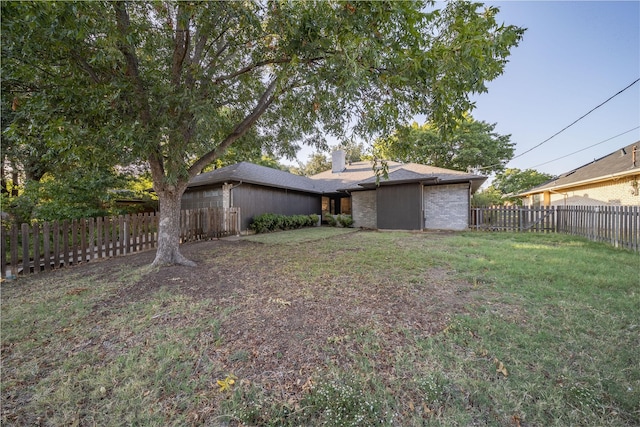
[1,229,638,426]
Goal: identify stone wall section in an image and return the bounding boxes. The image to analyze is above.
[423,183,470,230]
[351,190,377,229]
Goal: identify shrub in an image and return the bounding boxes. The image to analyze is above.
[249,213,319,233]
[323,213,337,227]
[337,214,353,228]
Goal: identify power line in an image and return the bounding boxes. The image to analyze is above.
[511,77,640,160]
[528,126,640,169]
[477,77,640,171]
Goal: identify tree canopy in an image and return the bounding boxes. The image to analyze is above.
[2,1,524,266]
[373,115,515,173]
[472,168,554,206]
[492,168,554,197]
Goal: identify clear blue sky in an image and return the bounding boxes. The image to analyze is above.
[283,1,640,178]
[472,0,640,177]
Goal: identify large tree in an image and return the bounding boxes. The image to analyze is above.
[373,115,515,173]
[2,1,524,266]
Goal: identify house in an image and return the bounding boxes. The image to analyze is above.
[517,142,640,207]
[182,150,487,231]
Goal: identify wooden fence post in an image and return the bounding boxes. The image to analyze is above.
[1,224,6,279]
[21,223,29,275]
[10,223,18,275]
[52,220,60,269]
[32,222,40,274]
[43,222,51,272]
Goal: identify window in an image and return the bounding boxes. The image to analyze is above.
[532,194,541,207]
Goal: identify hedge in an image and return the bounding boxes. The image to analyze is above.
[249,213,319,234]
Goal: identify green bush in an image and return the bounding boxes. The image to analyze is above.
[337,214,353,228]
[323,213,337,227]
[323,214,353,228]
[249,213,319,234]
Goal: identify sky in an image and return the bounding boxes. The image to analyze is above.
[282,1,640,178]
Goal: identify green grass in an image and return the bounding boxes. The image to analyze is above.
[2,230,638,426]
[243,225,357,245]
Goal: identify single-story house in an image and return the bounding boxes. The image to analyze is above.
[182,150,486,231]
[517,142,640,207]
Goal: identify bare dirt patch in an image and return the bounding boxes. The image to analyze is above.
[1,232,497,425]
[113,237,489,406]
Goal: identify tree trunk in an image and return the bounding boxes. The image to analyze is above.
[152,187,196,267]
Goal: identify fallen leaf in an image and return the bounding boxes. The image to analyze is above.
[217,374,238,392]
[268,297,291,307]
[495,358,508,377]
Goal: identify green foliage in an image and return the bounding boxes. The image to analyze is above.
[249,213,318,234]
[493,167,554,194]
[337,214,354,228]
[335,140,369,164]
[2,0,524,262]
[374,115,515,173]
[297,153,332,176]
[471,185,504,207]
[323,213,354,228]
[323,213,338,227]
[2,167,157,224]
[492,168,554,204]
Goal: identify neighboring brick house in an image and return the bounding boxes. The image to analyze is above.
[183,150,486,231]
[517,142,640,207]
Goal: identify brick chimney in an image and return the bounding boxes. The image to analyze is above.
[332,150,346,173]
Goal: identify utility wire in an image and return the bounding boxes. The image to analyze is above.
[512,78,639,160]
[478,77,640,171]
[528,126,640,169]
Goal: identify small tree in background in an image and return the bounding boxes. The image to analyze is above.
[476,168,554,206]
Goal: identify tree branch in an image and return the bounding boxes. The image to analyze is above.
[188,78,279,178]
[72,53,101,84]
[114,1,163,179]
[212,55,327,85]
[171,3,190,86]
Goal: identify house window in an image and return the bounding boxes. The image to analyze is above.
[532,194,541,207]
[322,196,352,215]
[341,197,352,215]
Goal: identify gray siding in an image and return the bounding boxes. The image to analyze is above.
[232,184,321,230]
[423,183,470,230]
[351,190,377,229]
[377,183,423,230]
[182,186,225,210]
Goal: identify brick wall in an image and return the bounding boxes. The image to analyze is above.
[352,190,377,229]
[549,176,640,206]
[423,183,470,230]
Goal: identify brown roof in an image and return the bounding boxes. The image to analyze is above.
[518,142,640,196]
[187,160,487,194]
[187,162,325,193]
[311,161,486,192]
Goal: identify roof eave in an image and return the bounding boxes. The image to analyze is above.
[516,168,640,197]
[187,177,323,194]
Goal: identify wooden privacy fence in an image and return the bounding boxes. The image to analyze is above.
[1,207,240,278]
[471,205,640,252]
[180,207,240,242]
